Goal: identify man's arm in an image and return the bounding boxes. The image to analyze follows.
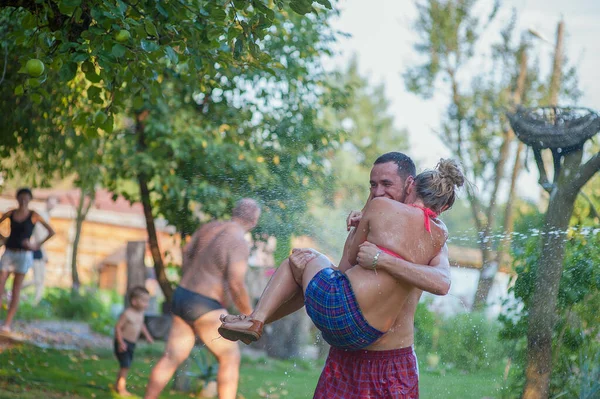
[356,241,451,295]
[181,229,201,275]
[340,193,374,271]
[337,228,356,273]
[225,235,253,315]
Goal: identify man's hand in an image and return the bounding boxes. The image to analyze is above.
[356,241,383,270]
[118,340,128,353]
[346,211,363,231]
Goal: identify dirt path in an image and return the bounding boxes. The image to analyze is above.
[0,320,112,351]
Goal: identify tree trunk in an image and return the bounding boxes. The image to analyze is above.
[472,247,496,310]
[125,241,147,304]
[472,45,529,310]
[498,47,528,269]
[70,187,94,294]
[522,194,574,399]
[139,173,173,304]
[498,141,525,268]
[540,21,565,199]
[548,21,564,106]
[521,151,580,399]
[136,110,174,304]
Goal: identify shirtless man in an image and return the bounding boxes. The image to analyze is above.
[221,153,452,398]
[144,198,261,399]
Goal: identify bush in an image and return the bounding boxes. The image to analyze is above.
[437,312,504,372]
[16,287,119,335]
[415,304,505,372]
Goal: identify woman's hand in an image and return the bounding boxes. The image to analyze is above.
[346,211,363,231]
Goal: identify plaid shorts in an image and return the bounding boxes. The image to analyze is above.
[313,346,419,399]
[305,268,384,350]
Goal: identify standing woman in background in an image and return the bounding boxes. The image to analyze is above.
[0,188,55,333]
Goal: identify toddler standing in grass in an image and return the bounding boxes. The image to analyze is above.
[114,286,154,396]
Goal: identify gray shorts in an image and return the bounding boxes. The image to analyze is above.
[0,249,34,274]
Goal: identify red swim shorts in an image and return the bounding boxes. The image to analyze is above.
[313,346,419,399]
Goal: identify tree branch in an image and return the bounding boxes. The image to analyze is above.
[578,190,600,220]
[0,46,8,87]
[533,148,553,193]
[568,151,600,194]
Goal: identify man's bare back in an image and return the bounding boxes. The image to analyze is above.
[180,220,250,306]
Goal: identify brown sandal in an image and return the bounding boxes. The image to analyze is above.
[218,317,264,345]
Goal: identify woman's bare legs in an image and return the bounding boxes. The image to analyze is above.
[250,251,315,323]
[219,249,331,341]
[3,273,25,330]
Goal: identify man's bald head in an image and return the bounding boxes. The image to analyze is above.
[232,198,261,230]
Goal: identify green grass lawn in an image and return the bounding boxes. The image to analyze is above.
[0,344,506,399]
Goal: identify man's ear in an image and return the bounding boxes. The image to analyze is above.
[405,176,415,195]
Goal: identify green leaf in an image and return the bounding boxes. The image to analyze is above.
[165,47,179,64]
[289,0,312,15]
[72,52,89,63]
[14,85,24,96]
[60,0,82,7]
[58,62,78,82]
[87,86,103,103]
[156,3,169,17]
[141,40,160,52]
[85,70,102,84]
[209,6,227,21]
[144,20,159,37]
[81,61,94,73]
[27,78,42,88]
[22,13,36,29]
[315,0,332,9]
[116,0,128,16]
[232,0,245,9]
[100,114,114,133]
[133,96,145,110]
[112,44,127,58]
[233,37,244,59]
[30,93,43,104]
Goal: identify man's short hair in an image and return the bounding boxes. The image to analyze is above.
[16,187,33,199]
[374,152,416,179]
[232,198,261,222]
[128,286,149,303]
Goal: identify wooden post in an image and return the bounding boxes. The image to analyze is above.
[125,241,146,303]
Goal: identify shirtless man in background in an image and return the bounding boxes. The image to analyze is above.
[145,198,261,399]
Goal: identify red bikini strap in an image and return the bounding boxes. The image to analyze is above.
[410,204,438,233]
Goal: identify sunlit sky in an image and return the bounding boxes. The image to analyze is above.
[328,0,600,202]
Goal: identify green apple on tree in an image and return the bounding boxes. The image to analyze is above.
[25,59,45,77]
[115,30,131,42]
[93,110,108,125]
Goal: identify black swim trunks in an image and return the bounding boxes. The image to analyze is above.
[114,339,136,369]
[171,286,224,323]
